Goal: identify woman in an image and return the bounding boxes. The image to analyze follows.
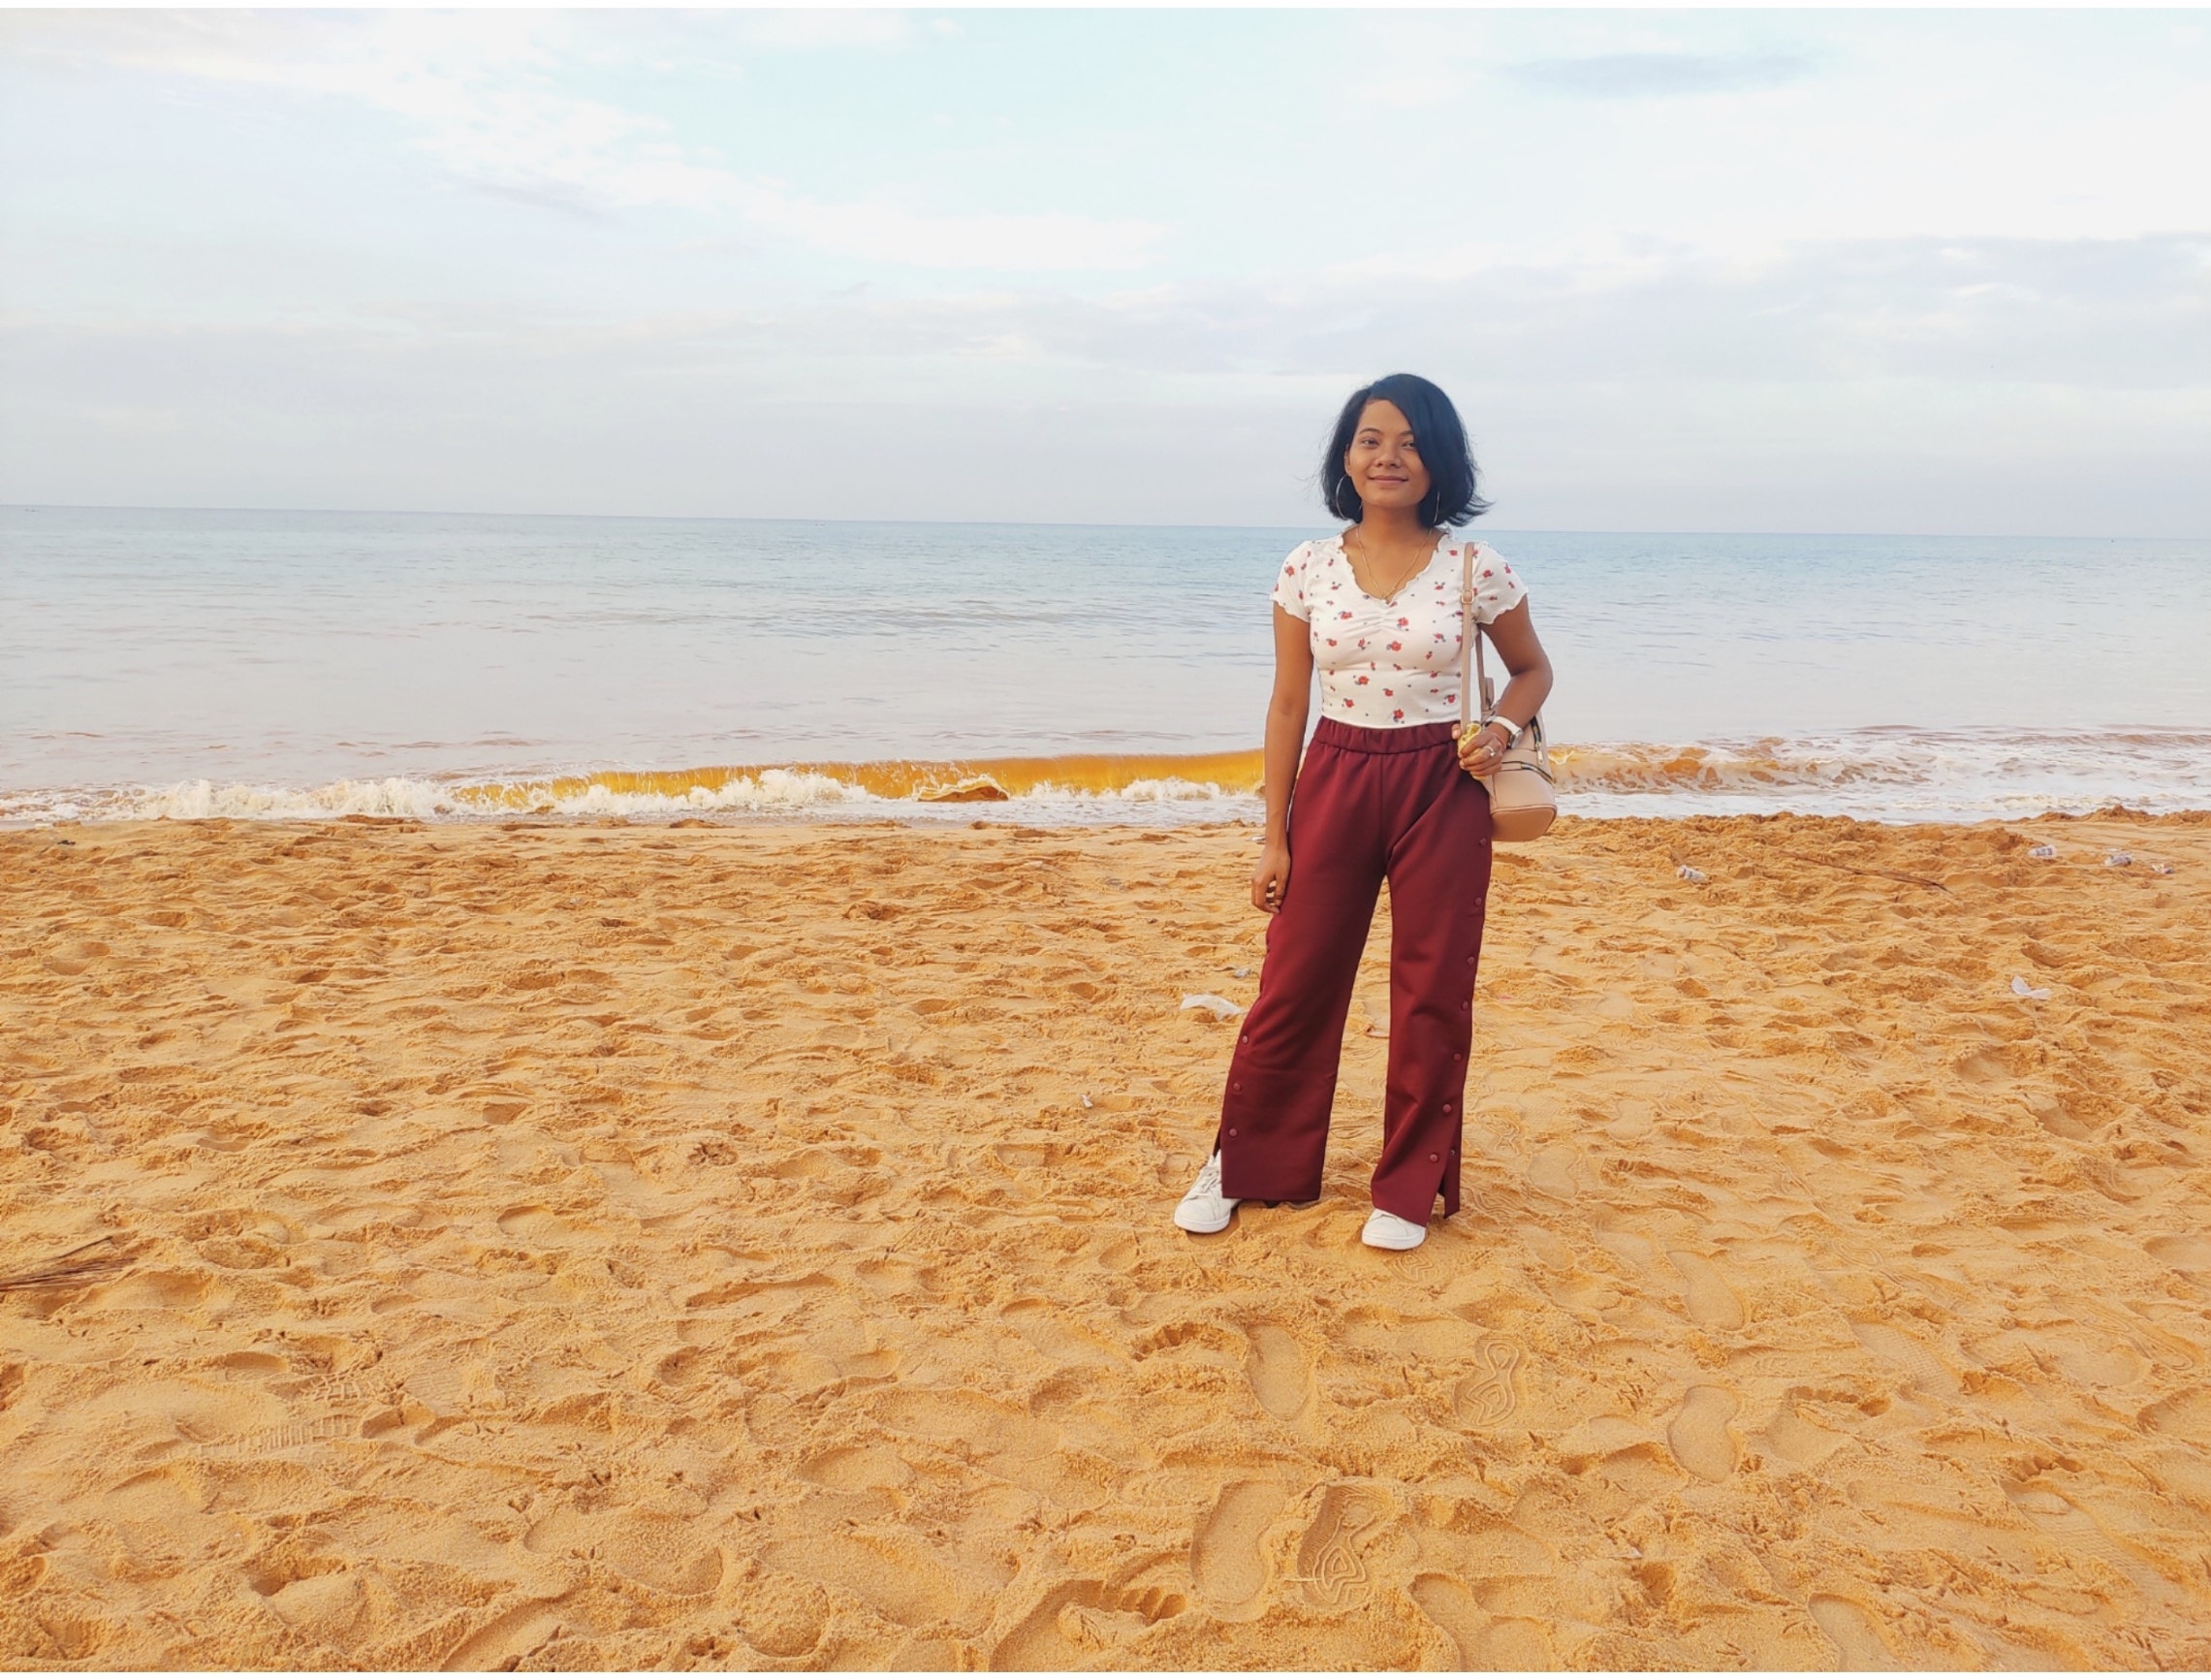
[1175,373,1554,1251]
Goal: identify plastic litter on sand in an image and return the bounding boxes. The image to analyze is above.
[1677,865,1709,883]
[2011,976,2052,1000]
[2106,851,2134,868]
[1181,993,1246,1020]
[2029,843,2059,860]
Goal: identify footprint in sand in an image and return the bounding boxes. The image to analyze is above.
[1295,1484,1392,1609]
[1452,1338,1523,1427]
[1809,1594,1899,1669]
[1191,1480,1287,1606]
[736,1572,830,1660]
[438,1600,572,1671]
[798,1444,911,1490]
[1667,1384,1740,1482]
[1759,1401,1851,1469]
[197,1369,384,1460]
[1409,1574,1553,1668]
[870,1386,1057,1466]
[761,1532,960,1629]
[602,1515,724,1596]
[1666,1250,1745,1330]
[1243,1325,1311,1421]
[1848,1318,1961,1397]
[1526,1147,1581,1200]
[1409,1574,1488,1666]
[992,1580,1185,1669]
[1002,1298,1119,1366]
[2147,1233,2211,1272]
[495,1205,578,1244]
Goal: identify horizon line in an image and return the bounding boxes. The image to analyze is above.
[6,503,2207,544]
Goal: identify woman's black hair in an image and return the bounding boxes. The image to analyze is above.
[1321,372,1490,529]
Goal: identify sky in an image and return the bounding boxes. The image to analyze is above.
[2,8,2208,534]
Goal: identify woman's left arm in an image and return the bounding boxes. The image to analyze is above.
[1456,599,1554,774]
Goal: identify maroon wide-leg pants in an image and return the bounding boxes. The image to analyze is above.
[1216,718,1494,1223]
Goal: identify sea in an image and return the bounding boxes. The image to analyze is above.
[3,505,2206,828]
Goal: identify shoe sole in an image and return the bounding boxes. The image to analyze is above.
[1361,1216,1428,1251]
[1174,1205,1237,1235]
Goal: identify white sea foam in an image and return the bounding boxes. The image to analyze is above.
[4,729,2205,830]
[1553,730,2211,820]
[495,769,867,817]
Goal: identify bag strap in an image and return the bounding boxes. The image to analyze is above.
[1459,540,1493,729]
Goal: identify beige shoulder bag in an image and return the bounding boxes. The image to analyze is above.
[1460,541,1557,841]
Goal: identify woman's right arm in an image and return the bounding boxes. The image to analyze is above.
[1251,603,1313,914]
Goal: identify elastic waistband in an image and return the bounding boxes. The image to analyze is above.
[1309,718,1459,756]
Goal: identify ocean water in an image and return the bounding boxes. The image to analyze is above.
[3,505,2206,826]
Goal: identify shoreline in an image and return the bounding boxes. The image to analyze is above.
[9,803,2211,838]
[4,811,2209,1666]
[8,725,2211,830]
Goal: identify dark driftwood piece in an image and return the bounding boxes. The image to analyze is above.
[0,1234,134,1294]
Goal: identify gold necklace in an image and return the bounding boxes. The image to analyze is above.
[1349,526,1435,599]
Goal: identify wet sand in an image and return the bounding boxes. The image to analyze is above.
[3,810,2208,1669]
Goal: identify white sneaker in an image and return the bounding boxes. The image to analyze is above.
[1362,1208,1428,1251]
[1174,1152,1240,1234]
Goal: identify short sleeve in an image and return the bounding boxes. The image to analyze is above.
[1270,542,1314,621]
[1468,542,1529,626]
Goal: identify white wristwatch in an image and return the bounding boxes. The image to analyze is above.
[1484,716,1521,742]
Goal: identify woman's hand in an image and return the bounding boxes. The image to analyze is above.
[1456,718,1512,778]
[1251,839,1292,914]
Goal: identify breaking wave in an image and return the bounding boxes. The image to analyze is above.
[7,730,2208,827]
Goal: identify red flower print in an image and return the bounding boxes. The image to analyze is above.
[1480,570,1492,580]
[1325,637,1338,646]
[1342,698,1354,710]
[1338,611,1353,620]
[1382,688,1394,697]
[1388,640,1402,651]
[1396,618,1409,628]
[1392,708,1405,721]
[1354,675,1369,685]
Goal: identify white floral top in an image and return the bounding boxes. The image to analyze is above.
[1272,533,1529,728]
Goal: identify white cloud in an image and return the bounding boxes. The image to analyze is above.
[732,187,1159,272]
[780,233,2210,392]
[1507,50,1817,100]
[729,11,922,53]
[5,12,1154,269]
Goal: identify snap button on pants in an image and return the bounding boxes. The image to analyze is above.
[1217,717,1494,1223]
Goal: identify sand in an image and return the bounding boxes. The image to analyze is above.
[3,809,2209,1670]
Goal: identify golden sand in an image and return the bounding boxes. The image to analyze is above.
[3,810,2209,1669]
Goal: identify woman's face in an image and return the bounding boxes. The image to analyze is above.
[1343,398,1432,519]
